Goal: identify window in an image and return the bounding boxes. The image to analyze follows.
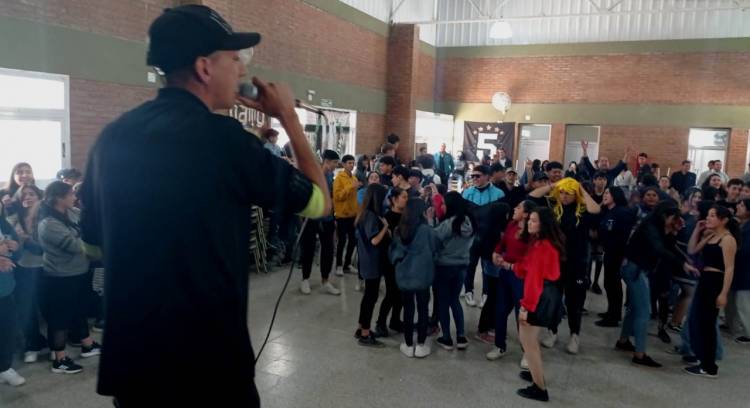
[688,128,729,175]
[0,67,70,187]
[416,111,455,156]
[565,125,600,166]
[517,124,551,173]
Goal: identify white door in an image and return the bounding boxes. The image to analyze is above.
[517,124,551,173]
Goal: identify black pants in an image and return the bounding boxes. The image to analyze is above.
[335,217,356,269]
[0,295,16,372]
[42,273,91,351]
[552,266,587,335]
[358,277,381,330]
[13,266,46,351]
[478,275,499,333]
[376,266,402,328]
[114,384,260,408]
[300,219,335,281]
[590,244,603,286]
[694,272,724,375]
[464,243,484,295]
[603,253,624,321]
[402,289,430,346]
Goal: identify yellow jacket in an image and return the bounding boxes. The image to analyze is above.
[333,170,359,218]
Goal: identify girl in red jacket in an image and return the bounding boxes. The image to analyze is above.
[496,207,564,402]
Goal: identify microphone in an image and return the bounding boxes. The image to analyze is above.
[238,82,325,117]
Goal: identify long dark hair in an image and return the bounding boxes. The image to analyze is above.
[388,186,406,208]
[356,183,388,225]
[397,198,427,244]
[710,204,742,246]
[39,181,79,233]
[517,200,538,242]
[528,207,566,261]
[443,191,471,236]
[701,174,727,199]
[5,162,34,195]
[606,186,628,207]
[14,185,44,234]
[643,200,681,234]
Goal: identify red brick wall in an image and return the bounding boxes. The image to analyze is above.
[417,51,436,102]
[69,79,155,169]
[728,128,750,177]
[385,24,420,161]
[356,113,386,156]
[437,52,750,105]
[0,0,170,41]
[205,0,388,92]
[598,126,689,177]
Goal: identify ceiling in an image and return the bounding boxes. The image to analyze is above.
[339,0,750,46]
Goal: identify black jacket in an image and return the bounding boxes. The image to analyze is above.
[625,219,685,273]
[670,171,697,195]
[598,206,637,257]
[80,88,314,400]
[466,200,510,259]
[580,156,626,186]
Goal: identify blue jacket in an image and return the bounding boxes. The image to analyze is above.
[434,152,455,175]
[462,184,504,206]
[733,222,750,291]
[389,224,436,291]
[0,217,19,297]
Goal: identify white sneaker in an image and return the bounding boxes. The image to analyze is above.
[23,351,38,364]
[0,368,26,387]
[465,292,476,307]
[335,266,344,277]
[354,279,362,292]
[479,294,488,308]
[400,342,415,358]
[323,281,341,296]
[540,331,557,348]
[520,355,529,370]
[566,334,580,355]
[300,279,311,295]
[486,347,506,361]
[414,343,431,358]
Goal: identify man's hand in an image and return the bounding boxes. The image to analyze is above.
[492,252,504,266]
[237,77,297,121]
[580,140,588,155]
[4,240,19,252]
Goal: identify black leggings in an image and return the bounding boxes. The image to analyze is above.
[358,277,381,330]
[693,272,724,375]
[402,289,430,346]
[376,266,402,328]
[300,219,335,281]
[590,245,603,286]
[0,295,16,372]
[603,252,624,321]
[335,217,357,269]
[552,267,587,335]
[42,273,91,352]
[478,275,499,333]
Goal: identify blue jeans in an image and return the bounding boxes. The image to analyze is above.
[620,261,651,353]
[435,265,466,341]
[495,267,524,350]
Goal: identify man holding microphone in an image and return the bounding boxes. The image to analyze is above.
[80,5,330,407]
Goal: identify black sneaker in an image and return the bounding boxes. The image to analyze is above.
[615,339,636,352]
[354,329,362,339]
[632,354,662,368]
[81,341,102,358]
[436,337,454,350]
[519,370,533,382]
[658,329,671,344]
[373,324,390,338]
[684,365,718,379]
[735,336,750,345]
[517,383,549,402]
[595,318,620,328]
[667,323,682,333]
[456,336,469,350]
[358,334,385,348]
[591,283,602,295]
[51,357,83,374]
[682,355,699,364]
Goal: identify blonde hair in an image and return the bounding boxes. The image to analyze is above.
[550,178,586,225]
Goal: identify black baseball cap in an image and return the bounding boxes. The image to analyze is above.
[532,172,550,182]
[147,5,261,74]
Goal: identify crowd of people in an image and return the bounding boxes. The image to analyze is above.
[261,134,750,402]
[2,134,750,403]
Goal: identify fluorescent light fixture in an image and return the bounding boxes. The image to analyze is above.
[489,21,513,39]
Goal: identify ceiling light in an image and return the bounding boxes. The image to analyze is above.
[489,21,513,39]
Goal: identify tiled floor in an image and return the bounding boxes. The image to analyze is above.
[3,264,750,407]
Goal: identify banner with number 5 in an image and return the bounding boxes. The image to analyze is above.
[463,121,515,163]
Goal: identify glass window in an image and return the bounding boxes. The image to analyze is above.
[565,125,600,166]
[517,124,551,173]
[688,128,729,175]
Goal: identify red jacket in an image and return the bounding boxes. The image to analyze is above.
[514,239,561,312]
[494,222,528,263]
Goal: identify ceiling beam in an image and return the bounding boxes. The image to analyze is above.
[587,0,602,12]
[399,5,744,25]
[490,0,513,18]
[607,0,625,11]
[467,0,488,18]
[389,0,408,23]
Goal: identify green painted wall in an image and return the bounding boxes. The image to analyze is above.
[301,0,388,36]
[0,15,154,88]
[437,37,750,58]
[435,102,750,128]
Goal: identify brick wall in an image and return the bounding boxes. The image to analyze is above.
[598,126,689,177]
[417,51,436,102]
[0,0,170,41]
[356,113,386,156]
[728,128,750,177]
[69,79,155,169]
[385,24,420,161]
[437,52,750,105]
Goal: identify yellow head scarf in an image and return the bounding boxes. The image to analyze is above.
[550,177,586,224]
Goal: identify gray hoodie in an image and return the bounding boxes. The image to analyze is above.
[434,216,474,266]
[38,208,89,277]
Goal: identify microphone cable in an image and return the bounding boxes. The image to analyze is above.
[254,217,309,363]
